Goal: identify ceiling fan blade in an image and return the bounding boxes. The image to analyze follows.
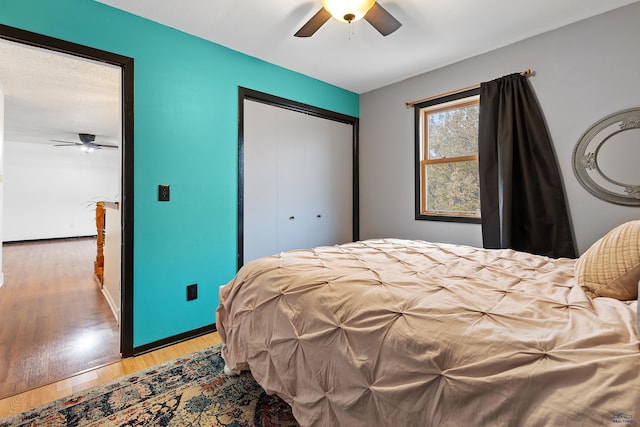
[364,2,402,36]
[51,140,80,147]
[294,8,332,37]
[95,143,118,149]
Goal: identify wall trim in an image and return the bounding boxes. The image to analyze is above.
[132,324,217,356]
[101,287,121,326]
[3,235,97,244]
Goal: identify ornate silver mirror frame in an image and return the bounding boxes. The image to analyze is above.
[572,108,640,206]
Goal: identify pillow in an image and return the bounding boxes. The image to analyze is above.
[575,220,640,300]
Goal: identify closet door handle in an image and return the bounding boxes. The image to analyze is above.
[289,216,295,220]
[316,214,322,219]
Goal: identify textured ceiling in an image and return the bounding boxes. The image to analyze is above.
[0,39,121,147]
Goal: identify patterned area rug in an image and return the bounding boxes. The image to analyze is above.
[0,344,298,427]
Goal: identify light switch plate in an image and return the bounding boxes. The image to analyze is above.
[158,184,170,201]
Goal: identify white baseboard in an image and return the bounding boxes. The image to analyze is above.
[101,287,120,325]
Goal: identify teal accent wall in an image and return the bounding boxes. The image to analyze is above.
[1,0,359,347]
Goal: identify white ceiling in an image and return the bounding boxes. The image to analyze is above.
[97,0,640,94]
[0,39,121,147]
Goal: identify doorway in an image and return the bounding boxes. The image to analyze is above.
[0,24,134,396]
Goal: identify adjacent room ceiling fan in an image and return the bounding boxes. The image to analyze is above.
[295,0,402,37]
[51,133,118,152]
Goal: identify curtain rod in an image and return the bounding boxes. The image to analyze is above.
[405,68,533,108]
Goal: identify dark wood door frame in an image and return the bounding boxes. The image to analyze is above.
[0,24,135,357]
[237,87,360,269]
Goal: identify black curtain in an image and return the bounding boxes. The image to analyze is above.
[478,73,576,258]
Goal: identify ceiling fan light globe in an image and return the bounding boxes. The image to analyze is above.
[322,0,375,23]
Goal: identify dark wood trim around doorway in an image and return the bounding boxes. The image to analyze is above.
[0,23,135,357]
[236,87,360,269]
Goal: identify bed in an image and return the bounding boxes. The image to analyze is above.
[217,228,640,426]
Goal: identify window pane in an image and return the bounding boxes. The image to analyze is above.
[415,90,480,222]
[427,104,478,159]
[425,160,480,216]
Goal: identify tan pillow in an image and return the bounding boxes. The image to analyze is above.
[575,220,640,300]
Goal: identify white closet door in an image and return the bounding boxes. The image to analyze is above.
[304,114,353,248]
[243,100,278,262]
[275,107,310,253]
[243,99,353,263]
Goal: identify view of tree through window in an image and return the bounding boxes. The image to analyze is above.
[414,90,481,222]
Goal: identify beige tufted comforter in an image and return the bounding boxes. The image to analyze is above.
[216,239,640,426]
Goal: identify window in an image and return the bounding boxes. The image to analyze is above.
[414,88,481,223]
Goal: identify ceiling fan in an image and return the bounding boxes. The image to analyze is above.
[295,0,402,38]
[51,133,118,152]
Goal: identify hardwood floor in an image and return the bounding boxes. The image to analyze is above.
[0,332,222,419]
[0,238,120,400]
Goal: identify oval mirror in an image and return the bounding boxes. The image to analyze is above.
[572,108,640,206]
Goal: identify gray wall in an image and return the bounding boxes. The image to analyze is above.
[359,2,640,255]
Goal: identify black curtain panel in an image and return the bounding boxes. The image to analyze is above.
[478,73,576,258]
